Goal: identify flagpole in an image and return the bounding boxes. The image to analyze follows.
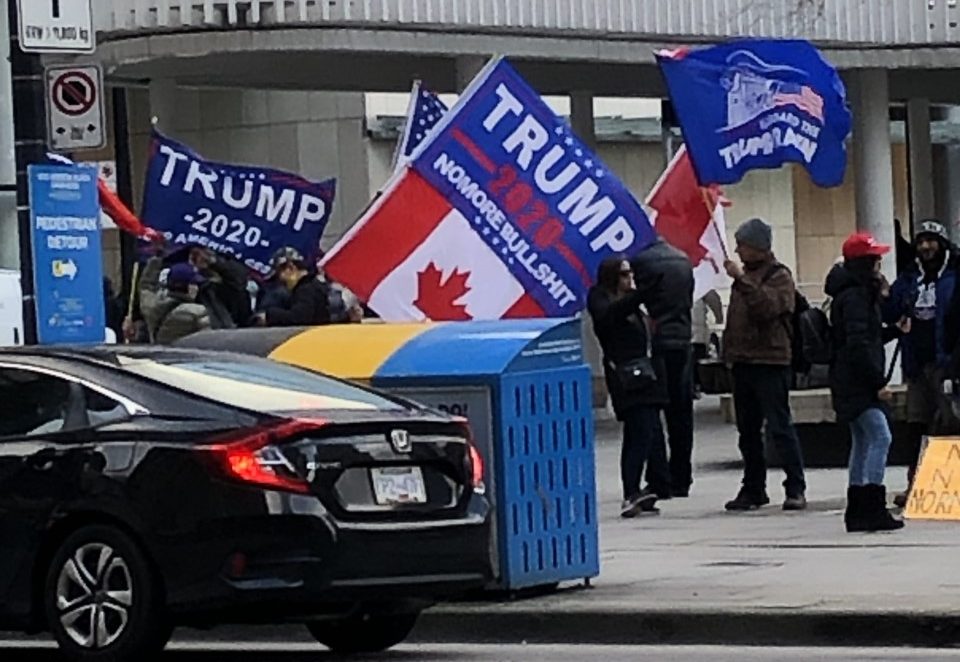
[700,188,729,259]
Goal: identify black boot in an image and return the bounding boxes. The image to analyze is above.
[862,484,905,532]
[844,486,869,533]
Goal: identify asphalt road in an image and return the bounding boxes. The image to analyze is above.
[4,642,960,661]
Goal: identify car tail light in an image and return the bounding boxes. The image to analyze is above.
[203,419,327,494]
[467,443,485,494]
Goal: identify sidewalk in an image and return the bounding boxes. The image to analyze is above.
[415,397,960,646]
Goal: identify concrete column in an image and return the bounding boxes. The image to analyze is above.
[852,69,896,283]
[907,98,935,223]
[942,144,960,242]
[454,56,486,93]
[148,78,179,135]
[939,108,960,242]
[569,91,597,149]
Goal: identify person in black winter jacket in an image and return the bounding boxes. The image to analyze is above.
[826,232,904,533]
[588,256,670,518]
[255,247,331,327]
[630,237,695,497]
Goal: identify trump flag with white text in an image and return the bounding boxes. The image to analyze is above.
[323,58,657,321]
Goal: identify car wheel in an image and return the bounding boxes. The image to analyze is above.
[44,525,171,662]
[306,610,419,654]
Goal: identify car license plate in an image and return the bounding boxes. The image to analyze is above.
[370,466,428,505]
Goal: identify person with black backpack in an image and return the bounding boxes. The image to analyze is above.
[826,233,905,532]
[722,218,808,512]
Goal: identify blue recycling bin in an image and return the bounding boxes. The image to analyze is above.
[371,318,599,590]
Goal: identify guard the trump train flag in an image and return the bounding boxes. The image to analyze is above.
[657,39,852,188]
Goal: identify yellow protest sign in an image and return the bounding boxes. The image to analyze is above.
[905,437,960,520]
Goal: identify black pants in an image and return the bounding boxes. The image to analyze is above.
[646,347,695,493]
[732,363,806,496]
[621,405,670,501]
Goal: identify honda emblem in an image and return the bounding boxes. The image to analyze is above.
[390,429,412,453]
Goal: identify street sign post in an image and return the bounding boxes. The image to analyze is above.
[45,63,105,151]
[28,163,105,344]
[16,0,94,53]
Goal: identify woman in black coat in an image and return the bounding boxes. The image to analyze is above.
[588,256,669,518]
[826,233,904,533]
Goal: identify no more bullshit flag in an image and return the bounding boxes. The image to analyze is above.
[323,57,657,321]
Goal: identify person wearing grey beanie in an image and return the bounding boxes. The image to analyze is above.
[733,217,773,253]
[722,217,808,512]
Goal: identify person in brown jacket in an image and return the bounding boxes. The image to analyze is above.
[722,217,808,511]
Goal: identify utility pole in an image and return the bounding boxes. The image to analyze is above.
[7,0,44,344]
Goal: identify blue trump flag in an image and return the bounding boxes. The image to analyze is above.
[408,58,657,315]
[657,39,852,188]
[394,81,448,171]
[142,131,337,275]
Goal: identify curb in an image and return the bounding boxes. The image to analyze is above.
[410,608,960,647]
[157,608,960,648]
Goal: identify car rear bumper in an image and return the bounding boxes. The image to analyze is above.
[156,495,492,622]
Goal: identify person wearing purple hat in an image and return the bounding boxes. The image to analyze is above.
[152,263,212,344]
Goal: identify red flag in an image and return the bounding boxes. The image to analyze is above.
[97,179,161,241]
[646,146,730,299]
[47,153,160,241]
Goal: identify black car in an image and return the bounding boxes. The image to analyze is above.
[0,346,491,660]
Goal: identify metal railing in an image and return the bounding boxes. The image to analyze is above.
[95,1,960,46]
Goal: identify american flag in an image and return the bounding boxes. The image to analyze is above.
[394,81,449,171]
[773,83,824,122]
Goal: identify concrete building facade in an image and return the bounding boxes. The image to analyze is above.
[5,0,960,303]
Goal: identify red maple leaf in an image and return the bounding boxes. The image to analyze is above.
[414,263,473,321]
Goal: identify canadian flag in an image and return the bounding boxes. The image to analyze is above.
[322,171,543,321]
[646,145,731,300]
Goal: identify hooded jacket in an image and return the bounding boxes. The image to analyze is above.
[630,239,694,352]
[153,293,212,345]
[826,262,897,423]
[884,250,957,379]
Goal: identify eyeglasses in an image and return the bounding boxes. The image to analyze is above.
[619,270,633,276]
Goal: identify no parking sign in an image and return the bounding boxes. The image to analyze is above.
[45,64,105,152]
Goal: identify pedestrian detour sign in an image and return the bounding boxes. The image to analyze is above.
[45,64,106,152]
[905,437,960,521]
[28,164,105,345]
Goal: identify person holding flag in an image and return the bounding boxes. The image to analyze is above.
[722,218,808,512]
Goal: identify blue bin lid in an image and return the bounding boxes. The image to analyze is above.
[375,318,583,379]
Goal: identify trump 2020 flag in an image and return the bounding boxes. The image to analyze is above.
[394,81,448,172]
[646,145,731,301]
[142,131,336,276]
[323,57,657,322]
[657,39,852,188]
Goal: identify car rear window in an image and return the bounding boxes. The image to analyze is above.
[116,355,405,413]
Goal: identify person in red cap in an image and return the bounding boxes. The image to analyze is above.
[825,232,904,532]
